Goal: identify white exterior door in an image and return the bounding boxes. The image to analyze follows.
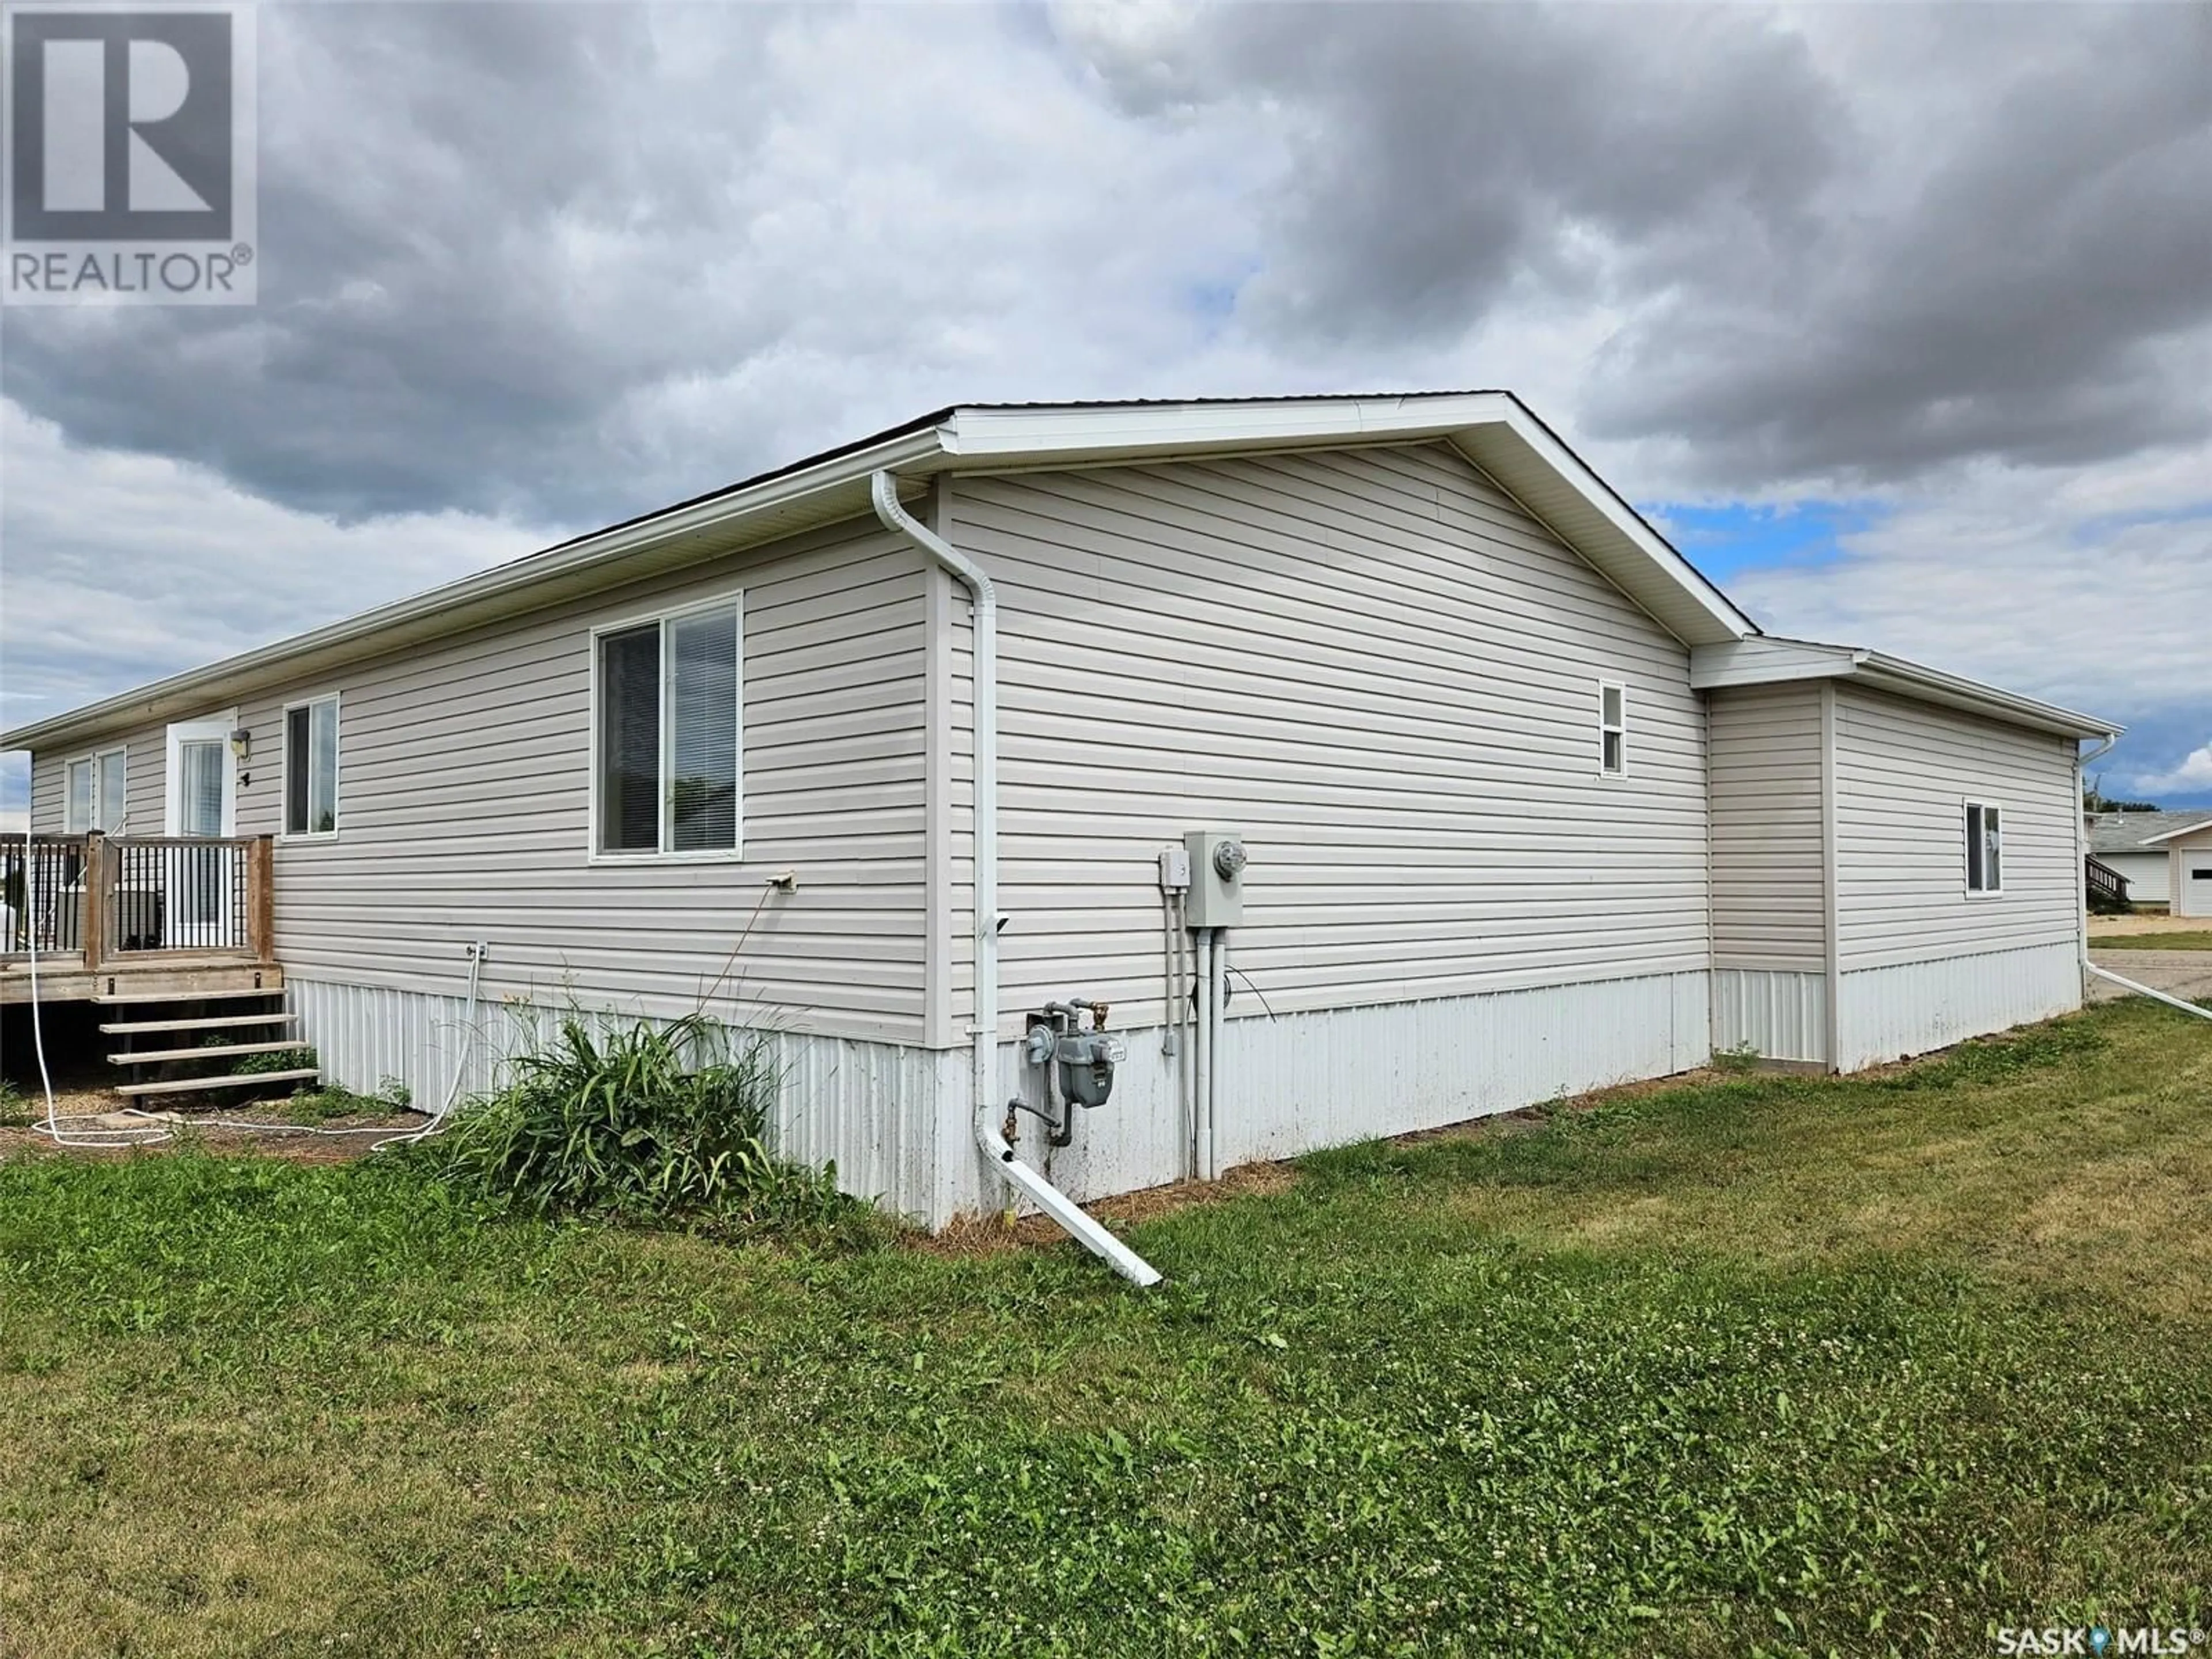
[162,716,240,948]
[2180,851,2212,919]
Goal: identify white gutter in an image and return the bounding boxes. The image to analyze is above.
[5,426,945,753]
[18,392,1769,756]
[869,471,1162,1288]
[1690,640,2118,741]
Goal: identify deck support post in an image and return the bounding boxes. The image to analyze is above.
[80,832,107,975]
[248,835,275,962]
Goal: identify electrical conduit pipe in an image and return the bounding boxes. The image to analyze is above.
[1206,928,1229,1182]
[870,472,1162,1287]
[1192,929,1213,1184]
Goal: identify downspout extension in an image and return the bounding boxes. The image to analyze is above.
[2073,734,2207,1024]
[871,471,1162,1288]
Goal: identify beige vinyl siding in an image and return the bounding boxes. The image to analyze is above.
[1831,684,2080,972]
[28,518,931,1041]
[946,441,1712,1030]
[1707,683,1827,969]
[28,751,63,832]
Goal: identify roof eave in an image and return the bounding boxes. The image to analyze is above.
[1852,653,2119,741]
[7,392,1759,752]
[2140,817,2212,846]
[938,395,1756,649]
[1690,639,2118,740]
[2,423,949,752]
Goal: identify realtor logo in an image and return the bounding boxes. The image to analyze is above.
[3,3,256,304]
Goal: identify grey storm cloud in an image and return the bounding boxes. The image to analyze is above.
[2,2,2209,517]
[0,3,798,522]
[1071,1,2212,492]
[1580,5,2212,487]
[1103,5,1847,346]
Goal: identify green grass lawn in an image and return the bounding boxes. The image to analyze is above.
[2093,930,2212,950]
[4,999,2211,1657]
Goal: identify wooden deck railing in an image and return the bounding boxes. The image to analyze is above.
[1,832,274,967]
[2086,854,2131,914]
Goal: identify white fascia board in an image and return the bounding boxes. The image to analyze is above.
[3,426,947,753]
[1691,639,1865,689]
[2139,816,2212,846]
[1692,637,2118,740]
[942,395,1759,649]
[940,393,1520,461]
[9,391,1764,751]
[1851,653,2118,740]
[1448,408,1755,647]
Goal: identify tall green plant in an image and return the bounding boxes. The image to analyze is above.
[421,1011,859,1233]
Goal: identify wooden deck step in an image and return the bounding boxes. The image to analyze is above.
[115,1068,320,1099]
[94,983,285,1006]
[99,1011,298,1036]
[108,1039,309,1067]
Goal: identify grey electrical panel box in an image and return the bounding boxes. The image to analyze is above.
[1183,828,1247,927]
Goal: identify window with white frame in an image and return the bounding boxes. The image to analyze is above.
[1964,801,2003,893]
[64,748,127,833]
[285,696,340,835]
[1599,681,1627,777]
[594,597,741,856]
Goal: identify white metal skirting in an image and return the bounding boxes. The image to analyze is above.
[297,969,1715,1229]
[991,969,1714,1214]
[1832,941,2082,1073]
[289,978,959,1224]
[1710,968,1827,1066]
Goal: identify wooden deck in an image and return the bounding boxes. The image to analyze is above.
[2,831,279,1007]
[1,951,284,1006]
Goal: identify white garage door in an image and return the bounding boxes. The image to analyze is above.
[2182,853,2212,919]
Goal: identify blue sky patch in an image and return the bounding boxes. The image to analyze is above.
[1642,498,1885,585]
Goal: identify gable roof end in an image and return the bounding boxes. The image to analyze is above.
[5,391,1752,753]
[2138,815,2212,846]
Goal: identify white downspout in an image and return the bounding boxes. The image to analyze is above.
[872,471,1162,1287]
[2075,733,2212,1025]
[2077,732,2115,978]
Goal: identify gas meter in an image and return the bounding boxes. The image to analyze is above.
[1013,999,1126,1147]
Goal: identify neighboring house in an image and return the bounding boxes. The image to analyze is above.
[2086,810,2212,910]
[4,393,2120,1234]
[2141,817,2212,919]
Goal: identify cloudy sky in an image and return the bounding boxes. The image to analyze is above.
[2,1,2207,811]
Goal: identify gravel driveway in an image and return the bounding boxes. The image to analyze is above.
[2088,949,2212,1006]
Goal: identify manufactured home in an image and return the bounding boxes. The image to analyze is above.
[5,393,2118,1254]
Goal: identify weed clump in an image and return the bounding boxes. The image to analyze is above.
[421,1012,870,1239]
